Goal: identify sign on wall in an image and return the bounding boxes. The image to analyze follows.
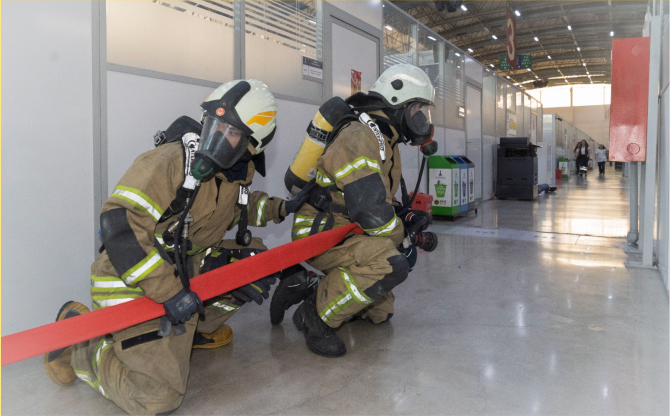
[351,69,361,95]
[302,56,323,82]
[505,8,518,70]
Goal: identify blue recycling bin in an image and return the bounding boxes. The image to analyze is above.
[451,156,469,213]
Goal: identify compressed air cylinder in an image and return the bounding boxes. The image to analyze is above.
[284,97,352,195]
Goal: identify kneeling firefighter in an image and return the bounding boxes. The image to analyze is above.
[43,79,313,415]
[271,64,439,358]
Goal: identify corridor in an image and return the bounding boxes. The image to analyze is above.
[2,166,667,415]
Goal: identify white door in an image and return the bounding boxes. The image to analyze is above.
[466,85,483,200]
[331,22,378,99]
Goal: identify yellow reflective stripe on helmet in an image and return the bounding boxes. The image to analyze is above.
[319,293,353,324]
[111,186,164,222]
[364,215,400,236]
[333,157,382,184]
[121,249,163,286]
[315,170,333,187]
[256,196,269,226]
[339,267,372,304]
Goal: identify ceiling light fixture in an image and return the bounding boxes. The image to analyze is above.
[577,47,581,51]
[515,10,521,16]
[455,52,461,57]
[490,64,495,68]
[567,25,572,30]
[534,37,539,42]
[583,62,587,66]
[428,36,436,41]
[527,68,531,72]
[506,75,510,79]
[468,48,474,53]
[492,34,498,40]
[308,20,316,25]
[385,25,393,31]
[461,4,467,11]
[547,55,552,59]
[610,31,614,36]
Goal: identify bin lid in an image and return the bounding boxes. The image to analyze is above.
[450,155,468,167]
[429,155,459,168]
[459,156,475,166]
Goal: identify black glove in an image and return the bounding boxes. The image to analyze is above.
[283,180,317,215]
[162,289,205,326]
[231,275,278,305]
[398,241,417,271]
[403,210,430,234]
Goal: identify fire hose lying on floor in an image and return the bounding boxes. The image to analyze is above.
[1,224,361,367]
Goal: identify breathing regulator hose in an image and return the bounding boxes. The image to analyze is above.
[397,155,428,217]
[173,184,201,292]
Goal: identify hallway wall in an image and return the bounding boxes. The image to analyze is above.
[550,105,611,147]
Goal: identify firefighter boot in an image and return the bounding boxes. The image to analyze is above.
[271,265,322,325]
[292,293,346,358]
[192,324,233,349]
[44,301,90,385]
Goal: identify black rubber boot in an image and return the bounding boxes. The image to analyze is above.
[270,265,321,325]
[292,293,346,358]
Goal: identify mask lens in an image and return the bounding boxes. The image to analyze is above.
[199,116,250,170]
[405,102,432,135]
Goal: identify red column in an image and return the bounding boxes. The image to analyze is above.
[609,37,650,161]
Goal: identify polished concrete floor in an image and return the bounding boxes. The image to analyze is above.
[2,166,668,415]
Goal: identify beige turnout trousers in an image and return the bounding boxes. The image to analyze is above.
[70,303,236,415]
[307,233,400,328]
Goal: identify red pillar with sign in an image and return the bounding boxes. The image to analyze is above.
[608,37,650,161]
[506,9,518,70]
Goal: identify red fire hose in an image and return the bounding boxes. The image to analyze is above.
[1,224,360,366]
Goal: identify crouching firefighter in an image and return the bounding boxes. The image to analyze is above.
[43,79,313,415]
[270,64,439,358]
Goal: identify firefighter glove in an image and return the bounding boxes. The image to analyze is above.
[232,275,277,305]
[403,210,430,234]
[283,180,317,215]
[163,289,205,326]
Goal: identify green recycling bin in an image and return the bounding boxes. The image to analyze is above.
[558,157,569,178]
[428,156,461,216]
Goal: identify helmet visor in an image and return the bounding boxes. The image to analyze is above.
[199,116,250,170]
[405,102,432,136]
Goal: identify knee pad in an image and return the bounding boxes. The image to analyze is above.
[363,255,409,299]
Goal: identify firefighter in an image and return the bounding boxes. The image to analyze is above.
[271,64,437,357]
[43,79,311,415]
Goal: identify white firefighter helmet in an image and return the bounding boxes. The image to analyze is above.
[193,80,278,180]
[369,64,435,108]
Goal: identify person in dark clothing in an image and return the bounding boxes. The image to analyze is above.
[574,140,590,175]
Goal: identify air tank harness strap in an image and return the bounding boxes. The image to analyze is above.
[307,185,348,236]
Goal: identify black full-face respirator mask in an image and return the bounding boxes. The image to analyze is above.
[389,101,438,156]
[191,113,254,182]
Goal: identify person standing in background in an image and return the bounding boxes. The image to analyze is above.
[595,144,608,175]
[574,140,590,175]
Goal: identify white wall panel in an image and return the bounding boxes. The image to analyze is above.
[482,135,496,200]
[106,71,213,191]
[657,88,669,291]
[328,0,382,30]
[466,85,483,199]
[443,128,466,156]
[331,23,378,99]
[1,1,95,335]
[465,56,483,84]
[106,1,234,83]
